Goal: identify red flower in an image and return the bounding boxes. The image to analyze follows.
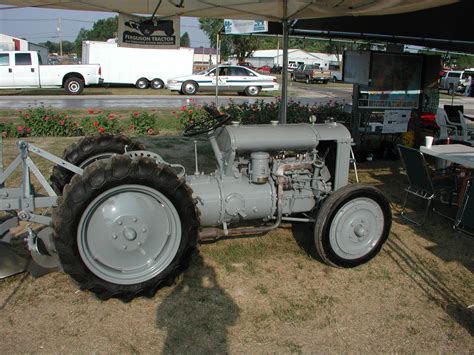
[23,113,30,118]
[64,114,69,118]
[43,116,49,121]
[109,114,114,120]
[179,106,186,111]
[1,131,7,138]
[98,127,105,134]
[26,127,31,133]
[188,109,193,114]
[88,109,94,114]
[133,111,139,118]
[93,121,99,127]
[59,120,65,126]
[129,124,134,130]
[17,126,23,132]
[172,111,176,115]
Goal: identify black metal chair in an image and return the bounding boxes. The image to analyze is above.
[398,145,457,225]
[454,178,474,236]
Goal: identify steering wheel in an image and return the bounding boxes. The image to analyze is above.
[182,106,233,137]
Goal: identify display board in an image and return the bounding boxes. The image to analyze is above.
[382,110,411,133]
[342,51,370,85]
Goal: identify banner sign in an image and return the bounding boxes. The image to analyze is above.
[224,19,268,34]
[118,13,180,49]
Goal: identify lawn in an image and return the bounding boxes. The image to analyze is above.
[0,134,472,353]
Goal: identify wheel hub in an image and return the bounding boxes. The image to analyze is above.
[353,223,367,239]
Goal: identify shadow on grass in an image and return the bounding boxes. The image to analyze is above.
[387,233,473,335]
[156,253,239,354]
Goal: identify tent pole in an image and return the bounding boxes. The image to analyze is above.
[280,6,289,124]
[215,32,220,107]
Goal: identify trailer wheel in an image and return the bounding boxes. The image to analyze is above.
[244,85,260,96]
[314,184,391,268]
[64,77,84,95]
[151,78,164,90]
[50,135,143,194]
[136,78,149,89]
[52,156,199,301]
[182,81,198,95]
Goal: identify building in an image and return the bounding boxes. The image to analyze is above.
[0,34,48,64]
[192,47,218,71]
[229,48,341,70]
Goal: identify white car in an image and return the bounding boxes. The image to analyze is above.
[166,65,279,96]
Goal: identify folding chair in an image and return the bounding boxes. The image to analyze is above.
[443,105,474,143]
[398,145,457,226]
[454,178,474,236]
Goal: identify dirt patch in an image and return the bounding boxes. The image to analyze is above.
[0,136,472,353]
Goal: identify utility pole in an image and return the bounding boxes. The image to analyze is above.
[57,17,63,57]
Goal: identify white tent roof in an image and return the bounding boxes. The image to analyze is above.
[0,0,458,21]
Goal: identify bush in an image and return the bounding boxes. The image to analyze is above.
[128,111,158,135]
[18,107,78,137]
[81,111,120,136]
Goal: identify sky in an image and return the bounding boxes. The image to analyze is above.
[0,6,210,47]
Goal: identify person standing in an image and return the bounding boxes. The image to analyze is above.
[465,75,472,97]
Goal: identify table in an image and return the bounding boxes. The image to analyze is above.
[420,144,474,168]
[421,144,474,208]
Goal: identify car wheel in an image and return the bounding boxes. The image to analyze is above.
[182,81,198,95]
[305,76,311,84]
[64,77,84,95]
[244,86,261,96]
[136,78,149,89]
[448,86,454,96]
[150,78,164,90]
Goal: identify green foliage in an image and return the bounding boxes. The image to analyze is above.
[176,99,350,129]
[199,18,231,60]
[39,40,76,55]
[128,111,158,135]
[174,100,213,132]
[18,107,78,137]
[180,32,191,47]
[75,16,118,55]
[81,111,121,136]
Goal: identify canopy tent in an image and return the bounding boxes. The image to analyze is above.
[0,0,460,122]
[267,0,474,54]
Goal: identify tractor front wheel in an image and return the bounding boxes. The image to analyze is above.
[52,156,199,301]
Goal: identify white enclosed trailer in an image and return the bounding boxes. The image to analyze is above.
[82,41,194,89]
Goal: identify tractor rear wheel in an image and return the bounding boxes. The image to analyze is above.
[52,155,199,301]
[50,135,144,194]
[313,184,391,267]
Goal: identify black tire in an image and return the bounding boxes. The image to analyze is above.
[291,74,296,82]
[136,78,149,89]
[52,156,199,301]
[305,76,310,84]
[448,86,454,96]
[244,85,261,96]
[150,78,164,90]
[50,135,144,194]
[314,184,391,268]
[181,80,198,95]
[64,77,84,95]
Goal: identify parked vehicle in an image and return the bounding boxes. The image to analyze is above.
[82,41,194,89]
[330,71,342,82]
[0,50,102,95]
[166,65,279,96]
[291,64,331,84]
[439,69,474,95]
[238,62,256,70]
[270,65,283,74]
[257,65,271,73]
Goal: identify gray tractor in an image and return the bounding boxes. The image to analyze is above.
[0,108,391,301]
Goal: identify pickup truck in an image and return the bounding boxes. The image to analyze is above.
[439,69,474,95]
[290,64,330,84]
[0,51,102,95]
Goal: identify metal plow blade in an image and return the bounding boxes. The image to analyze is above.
[0,242,28,279]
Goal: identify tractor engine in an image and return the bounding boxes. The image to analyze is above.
[186,121,352,228]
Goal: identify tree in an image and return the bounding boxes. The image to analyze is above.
[180,32,190,47]
[75,16,118,55]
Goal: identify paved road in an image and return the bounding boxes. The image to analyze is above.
[0,84,353,110]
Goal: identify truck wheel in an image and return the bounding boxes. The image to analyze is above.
[136,78,149,89]
[448,86,454,96]
[182,81,198,95]
[314,184,391,268]
[64,77,84,95]
[332,76,337,83]
[52,156,199,301]
[291,74,296,82]
[244,86,261,96]
[50,135,143,194]
[305,76,311,84]
[151,78,164,90]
